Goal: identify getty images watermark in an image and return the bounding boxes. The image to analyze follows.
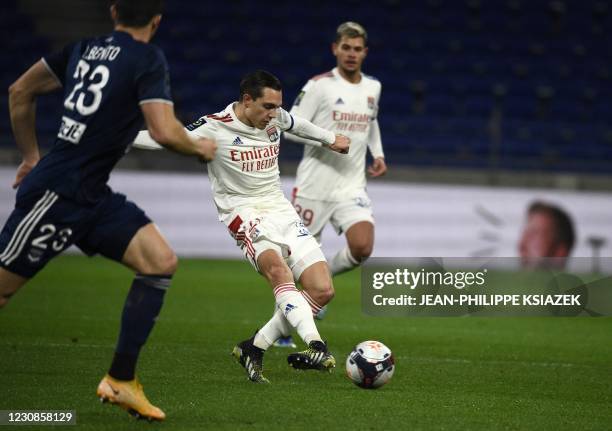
[361,257,612,316]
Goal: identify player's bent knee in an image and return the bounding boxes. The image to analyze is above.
[307,276,335,305]
[350,242,373,262]
[312,285,334,306]
[320,283,335,304]
[157,251,178,275]
[144,249,178,275]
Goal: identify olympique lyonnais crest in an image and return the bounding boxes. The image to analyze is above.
[367,96,376,110]
[266,126,279,142]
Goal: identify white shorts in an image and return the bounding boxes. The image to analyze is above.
[223,195,325,280]
[291,191,375,240]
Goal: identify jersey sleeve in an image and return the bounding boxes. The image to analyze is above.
[367,119,384,159]
[132,130,164,150]
[132,119,215,151]
[289,79,320,121]
[186,116,216,139]
[135,46,173,105]
[42,42,77,86]
[368,84,384,158]
[282,112,335,146]
[274,108,295,131]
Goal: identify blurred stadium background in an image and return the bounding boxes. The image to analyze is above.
[0,0,611,263]
[1,3,611,429]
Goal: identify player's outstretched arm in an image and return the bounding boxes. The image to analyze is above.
[141,102,216,161]
[278,109,350,153]
[9,60,62,188]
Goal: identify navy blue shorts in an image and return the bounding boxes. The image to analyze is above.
[0,189,151,278]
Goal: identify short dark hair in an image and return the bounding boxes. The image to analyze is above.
[112,0,164,27]
[239,70,282,101]
[528,201,576,252]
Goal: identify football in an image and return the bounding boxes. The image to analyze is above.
[345,340,395,389]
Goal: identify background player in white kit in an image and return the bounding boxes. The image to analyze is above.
[134,70,350,383]
[281,22,386,327]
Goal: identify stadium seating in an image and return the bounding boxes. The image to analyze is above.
[1,0,611,173]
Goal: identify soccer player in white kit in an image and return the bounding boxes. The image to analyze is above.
[133,70,350,383]
[282,22,386,325]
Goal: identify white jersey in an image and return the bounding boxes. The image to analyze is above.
[287,67,383,202]
[133,103,336,222]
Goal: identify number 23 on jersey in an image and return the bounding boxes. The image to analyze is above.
[58,59,109,144]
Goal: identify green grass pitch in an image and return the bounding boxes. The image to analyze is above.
[1,255,611,430]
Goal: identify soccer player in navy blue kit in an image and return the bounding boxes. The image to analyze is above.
[0,0,216,421]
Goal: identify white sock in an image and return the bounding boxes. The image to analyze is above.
[329,245,360,276]
[273,282,321,344]
[253,290,324,349]
[301,290,324,315]
[253,307,292,350]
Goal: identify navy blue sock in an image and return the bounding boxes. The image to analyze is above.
[108,274,171,381]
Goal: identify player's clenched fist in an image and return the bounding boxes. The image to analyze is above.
[197,138,217,161]
[367,157,387,177]
[329,134,350,154]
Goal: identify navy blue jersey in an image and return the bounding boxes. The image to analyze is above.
[19,30,172,204]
